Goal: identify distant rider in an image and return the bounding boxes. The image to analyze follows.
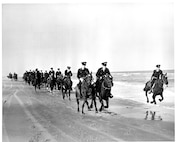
[64,66,73,90]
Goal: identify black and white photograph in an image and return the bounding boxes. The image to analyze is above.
[2,1,175,142]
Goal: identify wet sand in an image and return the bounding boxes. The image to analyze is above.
[2,79,174,142]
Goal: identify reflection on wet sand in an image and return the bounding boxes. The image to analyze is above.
[144,111,163,121]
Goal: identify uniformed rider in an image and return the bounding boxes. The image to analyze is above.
[64,66,73,90]
[149,64,163,93]
[96,62,113,98]
[77,62,90,94]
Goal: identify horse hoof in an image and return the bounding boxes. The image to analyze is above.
[147,101,149,103]
[82,112,85,115]
[95,110,98,113]
[159,99,162,102]
[150,101,154,104]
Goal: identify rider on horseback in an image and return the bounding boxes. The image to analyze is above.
[56,68,62,77]
[149,64,163,94]
[96,62,113,98]
[64,66,73,90]
[77,62,90,95]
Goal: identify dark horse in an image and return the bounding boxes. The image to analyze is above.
[62,76,72,100]
[33,76,41,91]
[96,74,113,111]
[143,73,168,104]
[56,74,63,90]
[75,74,98,114]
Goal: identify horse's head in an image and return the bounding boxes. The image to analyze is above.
[83,73,93,85]
[162,73,168,86]
[103,73,113,89]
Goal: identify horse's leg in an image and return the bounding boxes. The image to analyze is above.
[85,99,91,111]
[105,98,109,108]
[93,97,98,113]
[98,93,103,111]
[145,91,149,103]
[90,99,93,109]
[76,98,80,112]
[159,93,164,102]
[82,99,86,114]
[151,93,156,104]
[63,89,65,99]
[99,99,104,112]
[65,88,68,98]
[69,90,71,101]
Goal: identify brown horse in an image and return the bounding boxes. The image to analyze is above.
[62,76,72,100]
[75,74,98,114]
[143,73,168,104]
[96,74,113,111]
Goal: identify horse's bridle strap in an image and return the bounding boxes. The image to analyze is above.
[102,82,111,90]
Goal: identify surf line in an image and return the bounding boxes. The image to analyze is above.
[14,92,59,142]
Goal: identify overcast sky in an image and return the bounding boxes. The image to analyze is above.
[2,3,174,76]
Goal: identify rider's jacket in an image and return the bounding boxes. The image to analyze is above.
[96,67,111,80]
[151,70,163,80]
[77,68,89,79]
[56,71,61,77]
[49,70,55,79]
[65,70,72,78]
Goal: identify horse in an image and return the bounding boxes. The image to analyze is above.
[47,75,55,93]
[61,76,72,100]
[33,71,42,91]
[75,74,98,114]
[13,73,18,81]
[33,77,41,91]
[56,74,64,90]
[96,74,113,112]
[143,73,168,104]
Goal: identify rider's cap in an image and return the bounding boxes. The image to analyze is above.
[58,68,60,70]
[102,62,107,66]
[156,64,160,68]
[51,67,53,69]
[81,62,87,66]
[67,66,71,69]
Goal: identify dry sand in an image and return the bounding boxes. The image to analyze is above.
[2,79,174,142]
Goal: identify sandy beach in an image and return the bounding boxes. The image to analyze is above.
[2,78,174,142]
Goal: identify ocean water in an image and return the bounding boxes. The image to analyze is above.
[72,70,174,109]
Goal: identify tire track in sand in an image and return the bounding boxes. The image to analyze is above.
[14,91,59,142]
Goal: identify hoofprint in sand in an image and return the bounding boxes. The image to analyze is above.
[2,78,174,142]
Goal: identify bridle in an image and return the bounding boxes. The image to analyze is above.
[102,80,112,90]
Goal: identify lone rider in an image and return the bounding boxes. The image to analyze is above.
[149,64,163,93]
[77,62,90,94]
[96,62,113,98]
